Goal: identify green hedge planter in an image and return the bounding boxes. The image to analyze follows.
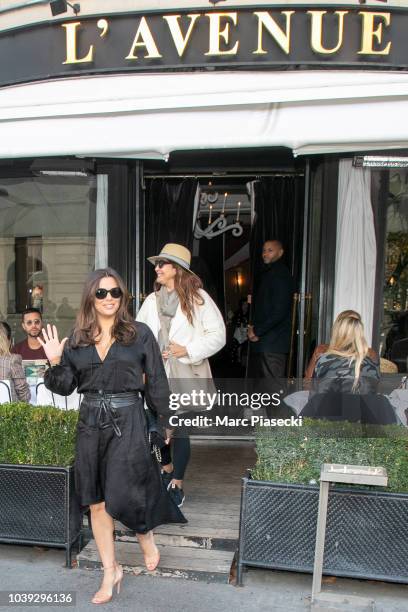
[0,403,80,566]
[237,420,408,585]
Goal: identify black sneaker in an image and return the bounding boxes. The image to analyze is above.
[168,483,185,508]
[161,470,173,490]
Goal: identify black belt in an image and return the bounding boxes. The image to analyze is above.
[82,391,142,438]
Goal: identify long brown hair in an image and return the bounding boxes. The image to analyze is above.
[71,268,136,347]
[154,264,204,324]
[327,310,369,390]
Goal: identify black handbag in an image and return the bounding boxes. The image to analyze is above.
[145,407,170,464]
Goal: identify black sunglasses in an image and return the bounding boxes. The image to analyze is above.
[95,287,123,300]
[155,259,171,269]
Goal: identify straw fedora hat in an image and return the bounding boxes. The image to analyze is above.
[147,243,196,275]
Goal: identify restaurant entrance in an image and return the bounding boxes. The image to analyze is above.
[140,148,317,378]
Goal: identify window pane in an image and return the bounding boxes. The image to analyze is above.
[0,173,108,343]
[380,169,408,372]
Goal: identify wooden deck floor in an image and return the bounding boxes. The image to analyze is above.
[183,439,257,523]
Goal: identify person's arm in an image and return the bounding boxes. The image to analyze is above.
[185,293,226,364]
[141,324,171,427]
[252,275,293,337]
[39,325,78,396]
[43,347,78,396]
[10,354,31,402]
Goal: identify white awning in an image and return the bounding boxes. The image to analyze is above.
[1,70,408,158]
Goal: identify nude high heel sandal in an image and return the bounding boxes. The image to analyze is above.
[144,546,160,571]
[91,563,123,605]
[138,531,161,571]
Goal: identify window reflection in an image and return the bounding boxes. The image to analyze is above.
[0,173,108,344]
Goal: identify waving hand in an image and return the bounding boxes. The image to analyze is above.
[37,324,68,365]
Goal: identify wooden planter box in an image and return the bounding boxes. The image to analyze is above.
[237,477,408,585]
[0,464,81,567]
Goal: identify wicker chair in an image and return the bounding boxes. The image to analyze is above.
[380,357,398,374]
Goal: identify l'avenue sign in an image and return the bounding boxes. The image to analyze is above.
[0,7,407,87]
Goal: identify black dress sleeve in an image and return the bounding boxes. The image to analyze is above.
[44,346,78,396]
[140,324,171,427]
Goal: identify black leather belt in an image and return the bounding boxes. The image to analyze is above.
[82,391,142,438]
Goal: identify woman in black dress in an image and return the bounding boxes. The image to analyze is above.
[40,268,185,604]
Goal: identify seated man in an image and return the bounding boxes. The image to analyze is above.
[12,308,47,360]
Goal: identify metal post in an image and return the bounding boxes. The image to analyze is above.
[311,464,387,611]
[236,477,248,586]
[311,480,329,600]
[297,159,311,377]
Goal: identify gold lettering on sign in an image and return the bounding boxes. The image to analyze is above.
[97,19,109,38]
[62,22,94,64]
[205,12,239,56]
[253,11,294,55]
[308,11,347,54]
[358,12,391,55]
[163,14,200,57]
[126,17,162,59]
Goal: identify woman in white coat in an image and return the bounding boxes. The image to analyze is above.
[137,243,226,507]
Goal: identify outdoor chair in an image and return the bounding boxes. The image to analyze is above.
[0,379,12,403]
[36,381,81,410]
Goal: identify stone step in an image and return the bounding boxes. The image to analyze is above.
[77,539,235,583]
[82,522,238,553]
[83,500,240,552]
[115,523,238,552]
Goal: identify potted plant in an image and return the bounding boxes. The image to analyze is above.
[237,419,408,585]
[0,402,81,567]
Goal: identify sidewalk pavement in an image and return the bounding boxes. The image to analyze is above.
[1,544,408,612]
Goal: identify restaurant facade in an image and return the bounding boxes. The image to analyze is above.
[0,0,408,375]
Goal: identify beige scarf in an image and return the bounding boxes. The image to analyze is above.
[155,288,215,412]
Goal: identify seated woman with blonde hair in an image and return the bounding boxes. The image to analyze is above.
[0,323,30,403]
[304,310,379,389]
[301,310,396,424]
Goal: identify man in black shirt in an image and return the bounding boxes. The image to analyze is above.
[248,240,294,395]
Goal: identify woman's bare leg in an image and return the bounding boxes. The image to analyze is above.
[90,502,115,565]
[90,502,123,603]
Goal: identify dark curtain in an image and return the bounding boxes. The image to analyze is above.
[195,236,224,313]
[248,176,304,376]
[249,176,305,293]
[144,178,198,291]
